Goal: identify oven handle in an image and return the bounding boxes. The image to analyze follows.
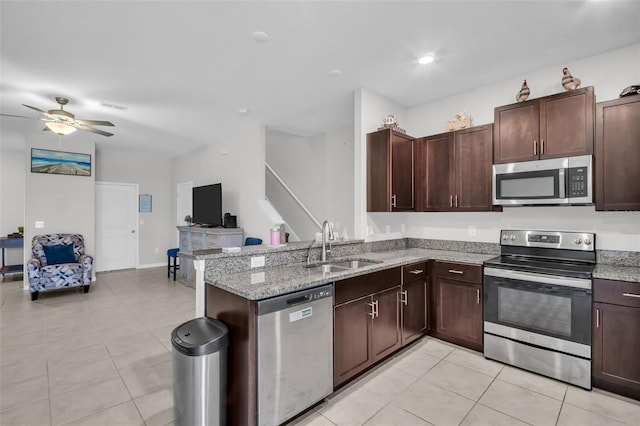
[484,267,591,290]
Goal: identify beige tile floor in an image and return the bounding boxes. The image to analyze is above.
[289,337,640,426]
[1,268,192,426]
[2,268,640,426]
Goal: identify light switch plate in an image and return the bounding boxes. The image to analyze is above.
[468,226,477,237]
[35,221,44,229]
[251,256,265,268]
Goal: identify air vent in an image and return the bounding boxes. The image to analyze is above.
[99,101,128,111]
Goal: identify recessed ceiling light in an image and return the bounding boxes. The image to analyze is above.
[328,69,343,77]
[238,107,249,115]
[418,55,434,65]
[251,31,269,42]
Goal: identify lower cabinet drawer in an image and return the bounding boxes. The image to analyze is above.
[334,267,400,305]
[403,261,428,283]
[594,279,640,308]
[432,261,482,283]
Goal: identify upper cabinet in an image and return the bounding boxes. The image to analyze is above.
[595,96,640,211]
[367,129,415,212]
[416,124,494,212]
[494,86,594,164]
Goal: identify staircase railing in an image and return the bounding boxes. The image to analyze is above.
[265,162,322,230]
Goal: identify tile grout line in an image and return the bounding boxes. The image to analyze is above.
[554,384,569,425]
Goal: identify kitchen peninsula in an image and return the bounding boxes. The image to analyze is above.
[179,238,640,425]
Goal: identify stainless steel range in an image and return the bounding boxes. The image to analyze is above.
[483,230,596,389]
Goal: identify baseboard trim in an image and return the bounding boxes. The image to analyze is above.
[137,262,166,269]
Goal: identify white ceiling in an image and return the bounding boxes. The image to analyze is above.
[1,1,639,158]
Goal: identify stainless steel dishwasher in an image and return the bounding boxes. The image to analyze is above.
[257,284,333,426]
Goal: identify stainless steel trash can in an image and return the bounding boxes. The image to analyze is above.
[172,317,229,426]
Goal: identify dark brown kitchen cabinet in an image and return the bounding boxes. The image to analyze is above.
[334,295,372,387]
[367,128,415,212]
[595,96,640,211]
[401,262,428,346]
[334,268,401,387]
[494,86,594,164]
[415,124,494,212]
[431,261,483,352]
[372,287,403,360]
[593,279,640,400]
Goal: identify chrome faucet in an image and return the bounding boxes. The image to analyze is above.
[321,220,335,262]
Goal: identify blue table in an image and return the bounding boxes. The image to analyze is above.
[0,237,23,277]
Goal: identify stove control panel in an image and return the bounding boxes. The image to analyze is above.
[500,230,595,251]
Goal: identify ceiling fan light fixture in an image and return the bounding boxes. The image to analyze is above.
[45,121,77,135]
[418,55,435,65]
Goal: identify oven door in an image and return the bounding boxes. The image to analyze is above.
[483,267,592,357]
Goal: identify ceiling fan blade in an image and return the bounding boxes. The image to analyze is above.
[1,113,40,120]
[22,104,48,114]
[75,119,115,127]
[74,123,114,137]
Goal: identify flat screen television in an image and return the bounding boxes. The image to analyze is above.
[192,183,222,227]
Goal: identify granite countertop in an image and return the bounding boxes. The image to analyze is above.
[593,264,640,283]
[207,248,496,300]
[181,239,362,259]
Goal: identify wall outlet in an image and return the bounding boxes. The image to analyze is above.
[468,226,477,237]
[385,225,391,233]
[154,248,159,254]
[251,256,265,268]
[251,272,265,284]
[35,221,44,229]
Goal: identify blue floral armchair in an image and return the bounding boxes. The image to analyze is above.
[27,234,93,301]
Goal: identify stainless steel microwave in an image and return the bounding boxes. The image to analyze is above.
[492,155,592,206]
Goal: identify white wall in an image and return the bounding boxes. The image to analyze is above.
[96,150,173,267]
[358,43,640,252]
[265,126,354,240]
[24,137,96,280]
[0,147,26,265]
[324,126,355,239]
[172,124,273,243]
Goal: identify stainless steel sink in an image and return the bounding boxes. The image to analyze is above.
[304,264,351,274]
[304,258,381,274]
[327,259,381,269]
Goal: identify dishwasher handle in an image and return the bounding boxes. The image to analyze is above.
[257,284,334,316]
[287,295,309,306]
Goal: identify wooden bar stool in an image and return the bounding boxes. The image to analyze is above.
[167,248,179,281]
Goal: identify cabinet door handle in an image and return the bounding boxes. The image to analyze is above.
[368,302,376,318]
[541,139,544,155]
[596,308,600,328]
[400,290,408,306]
[449,195,453,208]
[455,194,459,208]
[374,300,379,318]
[391,194,397,208]
[448,269,464,275]
[409,269,424,274]
[623,292,640,299]
[533,140,537,155]
[476,288,481,304]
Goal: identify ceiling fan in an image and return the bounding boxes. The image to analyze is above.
[1,96,115,137]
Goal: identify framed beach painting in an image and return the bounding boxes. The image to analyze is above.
[31,148,92,176]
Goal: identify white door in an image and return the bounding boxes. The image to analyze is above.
[177,181,193,246]
[96,182,138,271]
